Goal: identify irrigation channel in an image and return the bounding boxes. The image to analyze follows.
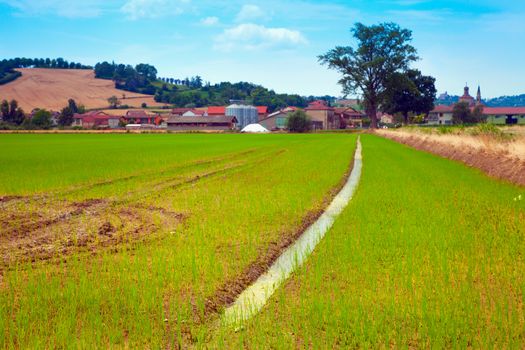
[221,137,363,326]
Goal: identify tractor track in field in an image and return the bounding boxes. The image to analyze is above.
[0,148,259,207]
[0,148,288,268]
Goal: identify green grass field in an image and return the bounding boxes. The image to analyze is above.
[0,133,356,348]
[1,133,523,348]
[211,135,524,348]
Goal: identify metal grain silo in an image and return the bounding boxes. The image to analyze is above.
[226,103,258,129]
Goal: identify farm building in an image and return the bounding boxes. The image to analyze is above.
[428,105,525,125]
[259,110,291,130]
[166,115,238,131]
[72,111,121,129]
[122,110,161,125]
[259,107,301,130]
[171,108,191,116]
[484,107,525,125]
[427,105,454,125]
[305,100,339,130]
[208,105,268,122]
[334,107,365,128]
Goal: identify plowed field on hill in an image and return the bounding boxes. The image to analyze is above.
[0,68,165,111]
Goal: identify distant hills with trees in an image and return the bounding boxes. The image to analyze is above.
[94,60,330,111]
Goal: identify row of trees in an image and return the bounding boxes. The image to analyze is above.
[0,58,92,85]
[158,76,204,89]
[0,57,91,71]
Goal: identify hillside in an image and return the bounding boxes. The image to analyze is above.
[0,68,165,111]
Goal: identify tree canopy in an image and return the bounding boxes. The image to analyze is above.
[452,102,485,124]
[31,109,52,129]
[286,109,312,133]
[319,22,418,128]
[382,69,436,124]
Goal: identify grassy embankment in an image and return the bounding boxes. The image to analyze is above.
[211,134,524,348]
[0,133,357,348]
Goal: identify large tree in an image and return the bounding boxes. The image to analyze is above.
[382,69,436,125]
[319,22,418,128]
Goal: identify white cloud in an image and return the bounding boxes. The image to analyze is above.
[214,23,307,52]
[200,16,219,26]
[236,4,265,22]
[0,0,106,17]
[120,0,189,20]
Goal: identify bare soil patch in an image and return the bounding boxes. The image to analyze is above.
[377,130,525,186]
[0,195,186,266]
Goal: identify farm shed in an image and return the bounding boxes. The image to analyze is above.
[305,100,339,130]
[259,110,290,130]
[72,111,121,129]
[167,115,238,131]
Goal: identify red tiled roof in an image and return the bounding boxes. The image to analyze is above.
[185,109,206,116]
[256,106,268,114]
[207,106,226,115]
[171,108,191,114]
[431,105,454,113]
[334,107,363,116]
[483,107,525,115]
[305,100,334,111]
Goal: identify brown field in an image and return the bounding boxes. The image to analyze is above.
[0,68,167,111]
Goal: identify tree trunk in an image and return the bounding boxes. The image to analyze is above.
[369,106,378,129]
[403,112,409,125]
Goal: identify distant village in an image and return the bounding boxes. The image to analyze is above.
[69,85,525,132]
[66,99,368,132]
[429,85,525,126]
[2,84,525,132]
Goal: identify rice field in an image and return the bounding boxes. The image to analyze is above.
[1,133,523,348]
[210,135,525,348]
[0,133,356,348]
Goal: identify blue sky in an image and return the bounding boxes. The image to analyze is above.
[0,0,524,98]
